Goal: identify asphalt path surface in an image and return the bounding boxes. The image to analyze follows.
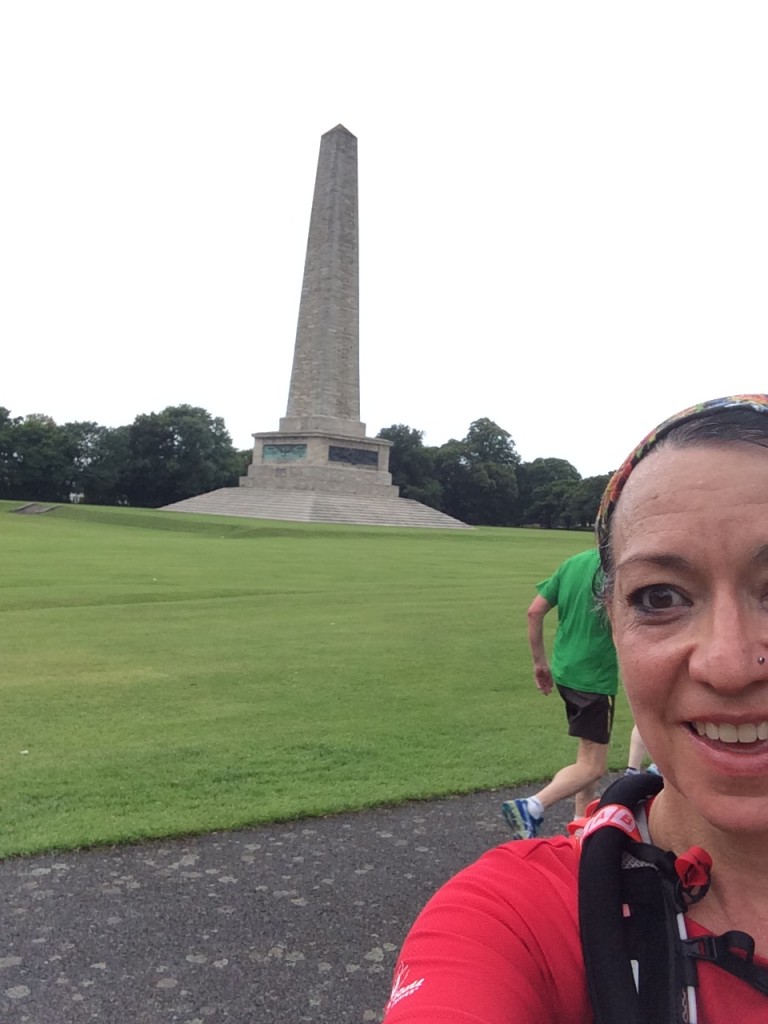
[0,780,619,1024]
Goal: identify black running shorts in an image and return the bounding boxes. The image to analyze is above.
[556,684,615,745]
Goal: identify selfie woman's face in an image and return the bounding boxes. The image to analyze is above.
[609,442,768,832]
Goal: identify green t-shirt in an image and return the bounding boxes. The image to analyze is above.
[536,548,618,695]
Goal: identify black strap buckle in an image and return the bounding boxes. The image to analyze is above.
[681,934,721,963]
[683,930,755,964]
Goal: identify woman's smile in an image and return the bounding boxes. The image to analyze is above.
[690,719,768,743]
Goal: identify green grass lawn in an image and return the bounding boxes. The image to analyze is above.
[0,501,634,857]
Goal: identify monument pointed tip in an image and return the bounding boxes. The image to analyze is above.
[323,123,356,139]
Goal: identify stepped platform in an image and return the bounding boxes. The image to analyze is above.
[12,502,59,514]
[160,487,471,529]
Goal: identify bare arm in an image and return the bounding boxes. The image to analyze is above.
[527,594,554,694]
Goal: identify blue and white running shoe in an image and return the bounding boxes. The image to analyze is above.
[502,798,543,840]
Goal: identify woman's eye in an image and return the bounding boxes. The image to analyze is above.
[631,585,688,611]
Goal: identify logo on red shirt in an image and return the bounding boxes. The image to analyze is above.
[385,964,425,1012]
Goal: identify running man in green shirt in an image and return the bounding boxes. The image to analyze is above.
[503,548,619,838]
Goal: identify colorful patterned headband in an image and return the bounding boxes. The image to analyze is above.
[595,394,768,558]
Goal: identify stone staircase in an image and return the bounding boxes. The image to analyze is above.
[11,503,58,515]
[161,487,471,529]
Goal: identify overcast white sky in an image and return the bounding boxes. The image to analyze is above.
[3,2,767,478]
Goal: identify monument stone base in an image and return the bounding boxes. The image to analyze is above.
[161,428,471,528]
[241,429,399,498]
[160,487,471,529]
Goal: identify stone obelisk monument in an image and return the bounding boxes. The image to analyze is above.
[162,125,469,528]
[283,123,362,437]
[242,124,397,496]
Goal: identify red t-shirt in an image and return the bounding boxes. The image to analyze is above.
[382,837,768,1023]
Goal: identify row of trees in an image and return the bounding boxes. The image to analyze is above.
[378,420,612,528]
[0,405,248,507]
[0,405,611,527]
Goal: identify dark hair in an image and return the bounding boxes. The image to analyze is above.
[660,408,768,449]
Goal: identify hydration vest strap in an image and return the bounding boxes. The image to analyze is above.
[578,772,681,1024]
[683,930,768,997]
[580,772,768,1023]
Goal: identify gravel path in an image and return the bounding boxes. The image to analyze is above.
[0,780,616,1024]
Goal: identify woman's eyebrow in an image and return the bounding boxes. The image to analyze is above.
[617,547,768,573]
[615,553,693,574]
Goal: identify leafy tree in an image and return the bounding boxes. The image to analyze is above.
[3,414,75,502]
[517,457,581,525]
[0,407,21,496]
[463,418,520,466]
[61,421,107,494]
[122,405,242,507]
[518,456,579,492]
[432,438,472,519]
[61,422,132,505]
[434,420,520,525]
[568,473,613,528]
[527,478,580,529]
[377,424,443,508]
[236,448,253,479]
